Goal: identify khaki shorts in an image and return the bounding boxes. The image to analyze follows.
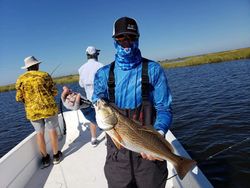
[30,114,59,133]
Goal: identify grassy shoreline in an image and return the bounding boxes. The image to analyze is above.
[0,75,80,93]
[160,47,250,68]
[1,47,249,93]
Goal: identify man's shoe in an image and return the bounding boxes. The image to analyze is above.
[53,151,63,165]
[91,139,98,147]
[41,154,51,169]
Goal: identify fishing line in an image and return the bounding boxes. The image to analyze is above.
[167,137,250,180]
[167,174,177,180]
[205,137,249,160]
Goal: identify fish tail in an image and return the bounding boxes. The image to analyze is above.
[174,156,197,180]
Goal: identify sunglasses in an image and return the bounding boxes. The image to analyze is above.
[115,34,139,43]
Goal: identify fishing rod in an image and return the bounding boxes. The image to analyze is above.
[50,62,67,135]
[167,137,250,180]
[60,98,67,135]
[50,63,62,76]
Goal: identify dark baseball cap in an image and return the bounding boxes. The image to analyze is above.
[112,17,140,38]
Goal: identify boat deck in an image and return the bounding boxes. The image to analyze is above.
[1,110,212,188]
[26,112,108,188]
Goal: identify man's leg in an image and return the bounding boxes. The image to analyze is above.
[90,123,97,145]
[134,157,168,188]
[31,119,47,156]
[31,119,50,168]
[105,139,135,188]
[80,108,98,146]
[48,129,58,155]
[45,115,59,154]
[45,115,62,164]
[36,131,47,156]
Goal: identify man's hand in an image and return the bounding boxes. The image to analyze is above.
[140,152,164,161]
[61,86,81,110]
[61,86,93,110]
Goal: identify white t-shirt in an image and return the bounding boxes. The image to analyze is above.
[78,59,103,101]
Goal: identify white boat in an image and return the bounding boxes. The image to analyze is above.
[0,110,213,188]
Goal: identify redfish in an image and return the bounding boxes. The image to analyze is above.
[94,99,197,180]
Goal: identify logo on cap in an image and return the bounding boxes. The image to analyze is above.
[127,24,136,31]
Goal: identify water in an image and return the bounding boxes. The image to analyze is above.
[166,60,250,188]
[0,60,249,187]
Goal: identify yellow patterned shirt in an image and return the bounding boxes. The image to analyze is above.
[16,70,58,121]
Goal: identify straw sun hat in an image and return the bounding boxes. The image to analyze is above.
[21,56,42,69]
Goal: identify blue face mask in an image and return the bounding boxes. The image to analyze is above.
[114,40,142,70]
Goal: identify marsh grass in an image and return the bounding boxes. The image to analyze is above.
[53,74,79,84]
[0,75,79,93]
[160,47,250,68]
[0,84,16,93]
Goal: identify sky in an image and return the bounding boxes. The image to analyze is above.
[0,0,250,86]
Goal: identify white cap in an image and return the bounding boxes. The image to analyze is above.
[86,46,100,55]
[21,56,41,69]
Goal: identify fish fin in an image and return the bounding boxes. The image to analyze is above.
[110,129,123,150]
[110,137,122,149]
[161,138,175,153]
[137,127,155,134]
[132,119,142,125]
[174,155,197,180]
[154,156,164,161]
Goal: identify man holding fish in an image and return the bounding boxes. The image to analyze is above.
[62,17,196,187]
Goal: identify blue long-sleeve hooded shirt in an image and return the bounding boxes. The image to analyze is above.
[92,59,172,134]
